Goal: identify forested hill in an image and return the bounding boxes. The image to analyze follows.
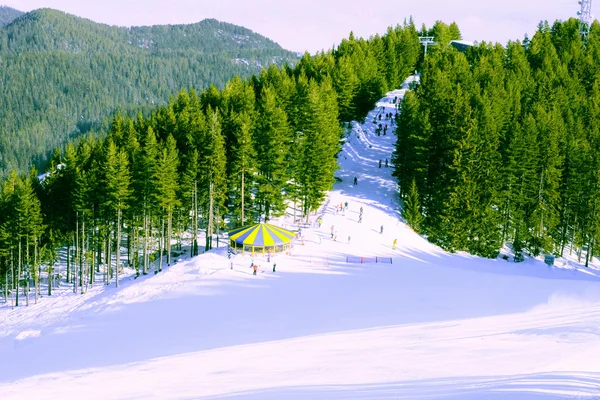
[0,6,22,27]
[0,8,299,176]
[394,18,600,262]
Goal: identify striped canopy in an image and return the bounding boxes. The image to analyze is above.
[228,223,296,247]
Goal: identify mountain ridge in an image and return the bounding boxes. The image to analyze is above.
[0,7,299,176]
[0,5,22,27]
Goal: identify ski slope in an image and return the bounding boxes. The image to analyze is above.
[1,76,600,400]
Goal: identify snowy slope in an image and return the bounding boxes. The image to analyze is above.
[1,76,600,400]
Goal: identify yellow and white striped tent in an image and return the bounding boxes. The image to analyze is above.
[228,223,296,255]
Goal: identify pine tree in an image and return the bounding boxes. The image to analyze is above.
[254,87,291,221]
[403,179,423,233]
[198,107,227,251]
[153,135,179,270]
[102,139,132,286]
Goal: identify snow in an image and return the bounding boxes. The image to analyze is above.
[1,76,600,399]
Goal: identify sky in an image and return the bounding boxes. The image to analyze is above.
[1,0,592,52]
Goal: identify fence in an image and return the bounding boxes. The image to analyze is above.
[346,256,392,264]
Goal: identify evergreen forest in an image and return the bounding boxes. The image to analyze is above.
[394,18,600,264]
[0,8,298,176]
[0,6,22,26]
[0,16,425,304]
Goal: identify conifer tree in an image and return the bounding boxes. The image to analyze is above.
[254,87,291,221]
[153,135,179,270]
[102,139,132,286]
[403,179,423,233]
[199,108,227,251]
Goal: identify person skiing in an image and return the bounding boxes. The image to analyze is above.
[392,238,397,250]
[344,201,348,211]
[273,263,277,273]
[317,217,322,227]
[358,214,363,223]
[331,225,335,238]
[253,264,258,275]
[379,159,382,168]
[385,159,388,167]
[380,225,384,234]
[353,176,358,185]
[347,235,351,244]
[360,206,363,214]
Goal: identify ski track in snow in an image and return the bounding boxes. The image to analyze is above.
[1,75,600,400]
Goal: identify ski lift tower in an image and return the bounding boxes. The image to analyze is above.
[419,36,436,58]
[577,0,593,38]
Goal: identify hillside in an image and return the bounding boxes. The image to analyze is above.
[0,6,22,27]
[0,8,298,176]
[1,78,599,399]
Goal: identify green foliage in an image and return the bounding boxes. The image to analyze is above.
[0,8,299,177]
[403,179,423,233]
[0,6,22,27]
[0,17,427,291]
[394,18,600,260]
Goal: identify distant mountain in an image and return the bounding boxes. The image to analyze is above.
[0,5,22,27]
[0,8,299,175]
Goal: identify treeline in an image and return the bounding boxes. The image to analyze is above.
[0,19,422,305]
[395,18,600,264]
[0,6,22,27]
[0,8,299,177]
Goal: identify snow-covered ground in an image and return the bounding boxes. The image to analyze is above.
[1,76,600,399]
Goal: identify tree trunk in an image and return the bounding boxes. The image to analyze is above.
[167,209,172,267]
[66,243,71,284]
[241,170,245,225]
[75,214,79,294]
[81,218,85,293]
[158,214,164,272]
[107,233,112,283]
[16,239,21,307]
[116,207,121,287]
[34,236,38,304]
[48,260,53,296]
[192,183,198,257]
[206,181,214,251]
[143,213,148,275]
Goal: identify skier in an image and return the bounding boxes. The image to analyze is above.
[348,235,351,244]
[253,264,258,275]
[360,206,363,214]
[354,176,358,185]
[358,214,363,223]
[331,225,335,238]
[379,159,382,168]
[380,225,384,234]
[392,238,397,250]
[273,263,277,273]
[385,159,388,167]
[317,217,322,227]
[344,201,348,211]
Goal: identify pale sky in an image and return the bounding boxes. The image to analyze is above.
[1,0,590,53]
